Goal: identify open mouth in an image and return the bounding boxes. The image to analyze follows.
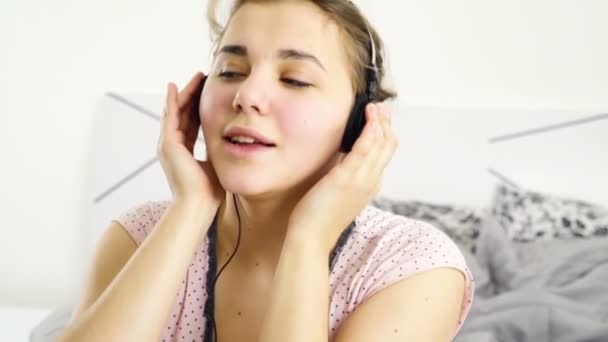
[223,137,276,148]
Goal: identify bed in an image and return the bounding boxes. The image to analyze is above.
[28,182,608,341]
[372,183,608,342]
[27,93,608,341]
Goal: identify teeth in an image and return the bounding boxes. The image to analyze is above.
[230,136,257,144]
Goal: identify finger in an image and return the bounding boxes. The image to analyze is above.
[351,103,392,186]
[158,82,179,153]
[178,72,206,111]
[375,104,391,149]
[338,103,382,175]
[352,103,385,176]
[374,103,386,141]
[370,106,398,178]
[177,72,205,140]
[183,110,202,154]
[163,82,179,134]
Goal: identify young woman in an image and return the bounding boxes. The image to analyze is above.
[59,1,474,341]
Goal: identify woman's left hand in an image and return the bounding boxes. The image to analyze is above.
[287,102,398,254]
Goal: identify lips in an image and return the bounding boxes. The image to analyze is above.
[223,137,275,147]
[223,126,276,147]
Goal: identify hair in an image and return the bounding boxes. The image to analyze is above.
[205,0,397,102]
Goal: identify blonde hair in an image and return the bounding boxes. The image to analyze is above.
[206,0,397,101]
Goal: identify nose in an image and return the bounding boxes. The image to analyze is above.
[232,73,269,116]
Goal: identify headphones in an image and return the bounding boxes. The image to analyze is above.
[340,30,379,153]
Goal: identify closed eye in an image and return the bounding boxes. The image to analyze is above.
[281,78,311,88]
[219,71,243,79]
[219,71,312,88]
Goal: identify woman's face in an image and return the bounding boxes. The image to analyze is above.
[200,1,355,196]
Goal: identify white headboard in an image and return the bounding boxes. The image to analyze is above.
[86,92,608,250]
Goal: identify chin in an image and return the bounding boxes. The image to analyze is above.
[215,164,276,196]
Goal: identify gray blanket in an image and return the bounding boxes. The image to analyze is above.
[455,215,608,342]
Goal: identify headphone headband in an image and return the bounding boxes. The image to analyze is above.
[362,12,379,101]
[348,1,379,100]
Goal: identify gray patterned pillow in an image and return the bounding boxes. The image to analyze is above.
[370,196,484,254]
[491,184,608,242]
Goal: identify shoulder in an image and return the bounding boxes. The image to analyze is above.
[112,199,173,245]
[351,204,466,262]
[349,205,474,289]
[329,205,475,333]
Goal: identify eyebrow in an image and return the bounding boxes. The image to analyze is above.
[215,44,326,72]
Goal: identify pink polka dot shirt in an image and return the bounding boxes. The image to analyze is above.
[113,200,474,342]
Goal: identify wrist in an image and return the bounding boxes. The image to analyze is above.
[171,197,218,225]
[173,195,218,210]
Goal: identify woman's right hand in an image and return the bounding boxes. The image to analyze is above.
[157,72,225,208]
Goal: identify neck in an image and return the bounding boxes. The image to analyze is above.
[214,153,342,271]
[215,189,302,271]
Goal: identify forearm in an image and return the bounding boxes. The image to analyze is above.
[58,198,216,342]
[258,229,329,342]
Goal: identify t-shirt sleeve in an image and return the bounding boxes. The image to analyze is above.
[112,200,172,246]
[354,218,475,340]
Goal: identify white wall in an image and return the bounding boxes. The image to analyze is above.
[1,0,606,309]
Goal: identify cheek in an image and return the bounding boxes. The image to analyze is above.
[200,86,233,140]
[275,97,345,150]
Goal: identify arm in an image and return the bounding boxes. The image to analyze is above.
[333,267,466,342]
[57,199,216,342]
[258,237,466,342]
[257,230,330,342]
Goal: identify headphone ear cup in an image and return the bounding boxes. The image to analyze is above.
[340,94,369,153]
